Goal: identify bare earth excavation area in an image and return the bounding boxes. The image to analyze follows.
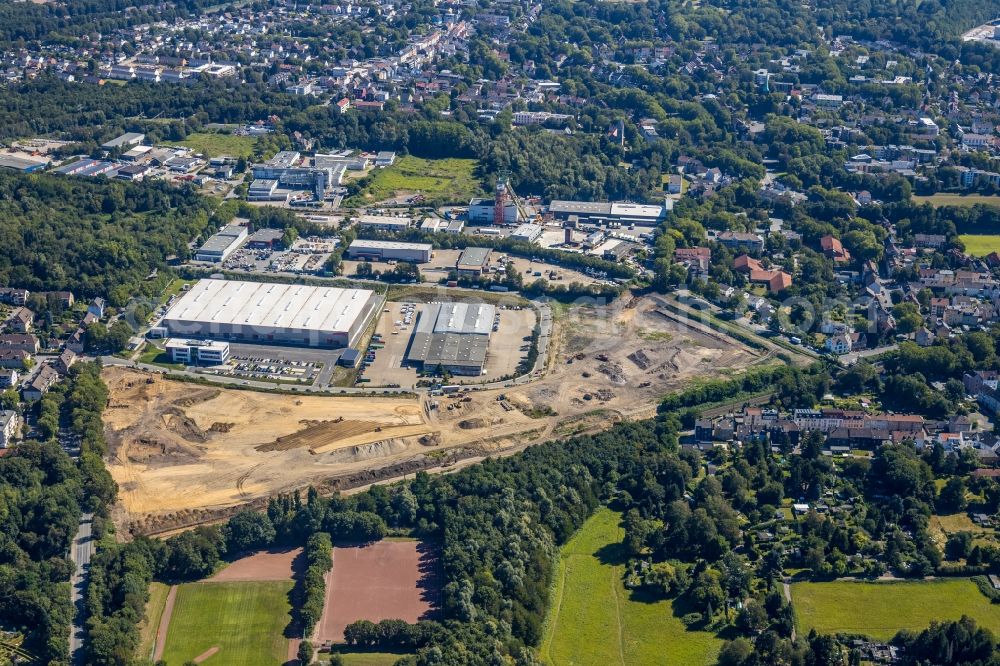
[105,294,764,535]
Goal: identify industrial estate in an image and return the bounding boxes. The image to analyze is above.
[2,0,1000,664]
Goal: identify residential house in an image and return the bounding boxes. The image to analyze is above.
[965,370,1000,415]
[825,333,852,354]
[0,369,18,388]
[666,174,684,194]
[0,288,29,305]
[915,327,936,347]
[87,297,106,319]
[55,349,77,375]
[8,307,33,333]
[0,410,20,447]
[674,247,711,274]
[67,328,86,354]
[0,349,29,369]
[23,365,59,401]
[0,334,39,353]
[820,235,851,263]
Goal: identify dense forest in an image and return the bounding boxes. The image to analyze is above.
[0,171,219,305]
[0,0,225,47]
[0,363,116,664]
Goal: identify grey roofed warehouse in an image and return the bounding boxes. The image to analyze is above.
[456,247,492,275]
[101,132,145,150]
[347,239,433,263]
[407,302,496,375]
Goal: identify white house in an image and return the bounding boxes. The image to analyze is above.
[825,333,853,354]
[0,410,20,447]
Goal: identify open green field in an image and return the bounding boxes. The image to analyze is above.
[540,508,723,666]
[160,581,292,666]
[177,132,256,158]
[913,194,1000,208]
[791,579,1000,641]
[959,234,1000,256]
[322,650,410,665]
[136,582,170,661]
[344,155,481,206]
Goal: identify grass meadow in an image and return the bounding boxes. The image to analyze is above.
[344,155,481,206]
[322,650,410,665]
[177,132,257,158]
[958,234,1000,257]
[913,194,1000,208]
[540,508,724,666]
[160,581,293,665]
[791,578,1000,641]
[136,582,170,661]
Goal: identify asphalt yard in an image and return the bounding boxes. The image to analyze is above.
[362,301,534,388]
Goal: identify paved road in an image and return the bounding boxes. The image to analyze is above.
[100,356,405,395]
[839,343,898,366]
[655,294,818,363]
[69,513,95,665]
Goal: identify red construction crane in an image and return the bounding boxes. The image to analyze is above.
[494,170,528,225]
[494,170,511,226]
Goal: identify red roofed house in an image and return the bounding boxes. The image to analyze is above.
[766,271,793,293]
[734,255,792,293]
[734,254,764,274]
[674,247,711,271]
[820,235,851,263]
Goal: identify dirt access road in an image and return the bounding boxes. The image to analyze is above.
[105,293,767,535]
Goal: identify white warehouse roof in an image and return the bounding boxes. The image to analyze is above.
[163,279,377,336]
[349,239,433,251]
[609,202,663,219]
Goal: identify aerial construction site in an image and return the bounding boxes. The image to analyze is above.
[104,292,769,536]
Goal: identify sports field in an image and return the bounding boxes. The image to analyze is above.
[791,578,1000,641]
[343,155,481,205]
[540,508,723,666]
[315,539,440,643]
[177,132,256,158]
[209,547,303,582]
[913,194,1000,208]
[959,234,1000,256]
[159,581,293,665]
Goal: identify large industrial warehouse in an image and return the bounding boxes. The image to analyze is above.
[547,200,667,226]
[347,239,433,263]
[162,279,383,348]
[407,302,496,375]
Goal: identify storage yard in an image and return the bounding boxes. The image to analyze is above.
[105,293,765,535]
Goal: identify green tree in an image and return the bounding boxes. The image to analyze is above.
[938,477,968,513]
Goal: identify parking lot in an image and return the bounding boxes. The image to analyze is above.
[225,355,320,383]
[359,302,420,388]
[217,236,337,275]
[180,342,345,386]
